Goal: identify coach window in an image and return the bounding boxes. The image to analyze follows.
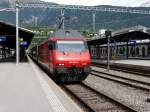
[130,47,133,56]
[119,47,123,54]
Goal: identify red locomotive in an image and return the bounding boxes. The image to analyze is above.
[29,29,91,82]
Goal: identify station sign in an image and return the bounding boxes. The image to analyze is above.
[20,41,28,46]
[110,43,116,47]
[129,40,136,44]
[0,36,6,42]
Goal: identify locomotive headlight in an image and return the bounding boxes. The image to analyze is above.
[58,63,64,66]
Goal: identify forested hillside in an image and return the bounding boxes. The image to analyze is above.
[0,0,150,31]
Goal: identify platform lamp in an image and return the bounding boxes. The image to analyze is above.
[105,30,112,71]
[20,38,23,41]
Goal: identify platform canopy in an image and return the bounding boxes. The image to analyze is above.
[0,21,35,49]
[87,26,150,45]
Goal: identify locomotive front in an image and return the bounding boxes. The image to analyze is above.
[53,30,91,82]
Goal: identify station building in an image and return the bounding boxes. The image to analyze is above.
[88,25,150,60]
[0,21,35,62]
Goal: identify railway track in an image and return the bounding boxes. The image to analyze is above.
[61,83,137,112]
[91,69,150,91]
[91,62,150,77]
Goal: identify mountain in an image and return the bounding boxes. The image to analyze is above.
[0,0,150,31]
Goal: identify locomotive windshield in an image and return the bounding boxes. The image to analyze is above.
[57,40,87,52]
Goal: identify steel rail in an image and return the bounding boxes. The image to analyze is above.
[62,83,137,112]
[91,70,150,91]
[91,62,150,77]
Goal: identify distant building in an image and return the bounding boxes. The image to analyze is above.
[112,25,148,36]
[89,25,150,60]
[98,29,106,38]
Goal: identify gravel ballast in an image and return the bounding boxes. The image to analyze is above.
[84,75,150,112]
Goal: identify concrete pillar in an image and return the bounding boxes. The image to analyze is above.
[126,41,129,59]
[3,48,5,58]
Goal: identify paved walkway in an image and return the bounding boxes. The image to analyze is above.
[0,60,81,112]
[0,63,52,112]
[111,59,150,66]
[92,59,150,67]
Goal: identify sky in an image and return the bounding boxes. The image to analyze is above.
[41,0,150,7]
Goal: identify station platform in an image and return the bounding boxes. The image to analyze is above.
[92,59,150,67]
[0,57,82,112]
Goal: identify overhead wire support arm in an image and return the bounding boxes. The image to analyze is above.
[0,8,16,12]
[18,2,150,15]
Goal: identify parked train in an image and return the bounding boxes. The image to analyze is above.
[29,29,91,82]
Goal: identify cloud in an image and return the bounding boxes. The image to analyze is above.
[41,0,150,7]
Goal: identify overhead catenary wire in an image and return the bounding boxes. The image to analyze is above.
[18,2,150,15]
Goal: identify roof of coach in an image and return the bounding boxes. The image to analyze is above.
[53,29,84,38]
[38,29,85,46]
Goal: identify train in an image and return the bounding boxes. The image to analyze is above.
[29,29,91,82]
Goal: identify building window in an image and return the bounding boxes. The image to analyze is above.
[119,47,122,54]
[136,47,139,56]
[122,47,125,55]
[130,47,133,56]
[148,45,150,56]
[142,47,146,57]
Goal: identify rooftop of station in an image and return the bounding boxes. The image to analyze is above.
[87,25,150,45]
[0,21,35,49]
